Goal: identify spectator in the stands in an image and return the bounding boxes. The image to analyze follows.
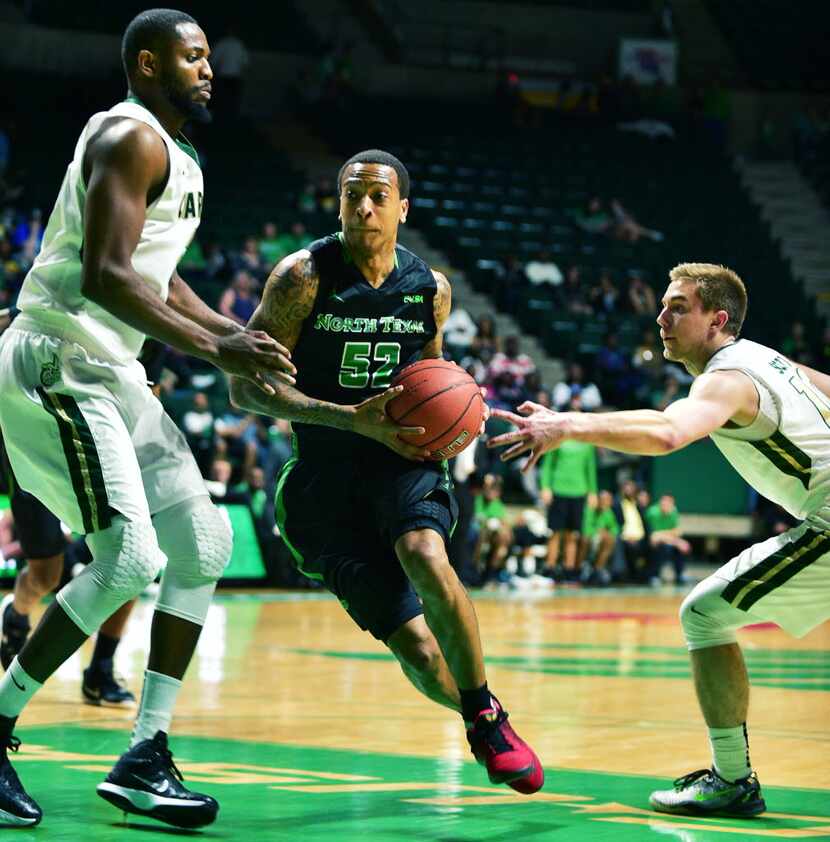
[246,416,293,492]
[472,314,499,358]
[209,24,250,119]
[286,221,311,253]
[579,490,619,586]
[574,196,613,236]
[182,392,216,476]
[525,250,563,288]
[591,269,620,315]
[203,239,229,280]
[538,394,598,582]
[615,480,650,583]
[627,272,656,315]
[493,254,526,311]
[298,183,318,214]
[489,335,535,388]
[214,409,258,480]
[219,270,260,326]
[443,306,478,361]
[552,362,602,411]
[259,222,289,267]
[562,265,593,316]
[645,493,691,585]
[233,235,267,279]
[595,332,630,406]
[474,474,513,587]
[610,198,664,243]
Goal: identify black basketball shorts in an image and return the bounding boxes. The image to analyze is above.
[276,447,459,642]
[547,493,587,533]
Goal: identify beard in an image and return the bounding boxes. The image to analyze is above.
[161,73,212,124]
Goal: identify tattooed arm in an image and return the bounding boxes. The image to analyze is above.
[420,270,451,360]
[229,251,431,459]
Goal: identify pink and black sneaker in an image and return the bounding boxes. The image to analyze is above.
[466,699,544,794]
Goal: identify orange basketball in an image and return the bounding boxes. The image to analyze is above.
[386,359,485,461]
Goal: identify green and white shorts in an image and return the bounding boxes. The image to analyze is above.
[0,325,207,534]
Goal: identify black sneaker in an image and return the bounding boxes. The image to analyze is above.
[0,727,42,827]
[0,594,30,672]
[650,768,766,817]
[82,660,136,707]
[97,731,218,828]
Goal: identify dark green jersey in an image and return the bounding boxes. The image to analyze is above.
[291,233,438,456]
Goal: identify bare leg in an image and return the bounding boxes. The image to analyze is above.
[594,531,614,570]
[387,616,460,712]
[691,643,749,728]
[545,533,560,569]
[12,555,63,615]
[562,531,578,570]
[396,529,485,691]
[147,612,202,681]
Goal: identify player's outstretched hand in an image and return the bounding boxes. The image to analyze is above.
[353,386,432,461]
[478,388,491,437]
[216,329,297,394]
[487,401,567,472]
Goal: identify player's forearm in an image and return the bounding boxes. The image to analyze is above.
[169,273,242,338]
[229,377,356,430]
[562,409,682,455]
[83,266,219,362]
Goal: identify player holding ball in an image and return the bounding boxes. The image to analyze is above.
[229,149,542,793]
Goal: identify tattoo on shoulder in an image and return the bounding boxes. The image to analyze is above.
[432,271,451,324]
[254,253,319,340]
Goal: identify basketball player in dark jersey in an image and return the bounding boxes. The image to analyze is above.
[229,150,543,792]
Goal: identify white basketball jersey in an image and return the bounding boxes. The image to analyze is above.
[15,98,203,364]
[705,339,830,527]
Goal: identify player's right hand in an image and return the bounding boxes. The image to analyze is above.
[352,386,432,461]
[216,329,297,395]
[540,488,553,506]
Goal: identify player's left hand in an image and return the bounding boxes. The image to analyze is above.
[487,401,568,471]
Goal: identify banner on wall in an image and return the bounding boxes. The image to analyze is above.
[619,39,677,85]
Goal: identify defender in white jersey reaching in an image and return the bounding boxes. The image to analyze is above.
[0,8,294,829]
[489,262,830,818]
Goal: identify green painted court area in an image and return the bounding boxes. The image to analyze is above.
[11,725,830,840]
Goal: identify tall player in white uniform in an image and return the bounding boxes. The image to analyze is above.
[0,9,294,829]
[489,262,830,818]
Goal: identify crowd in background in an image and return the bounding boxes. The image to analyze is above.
[0,125,826,589]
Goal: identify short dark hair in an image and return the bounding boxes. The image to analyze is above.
[337,149,410,199]
[122,8,198,79]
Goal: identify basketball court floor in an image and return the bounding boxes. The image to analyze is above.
[10,587,830,840]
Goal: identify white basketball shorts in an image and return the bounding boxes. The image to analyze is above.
[0,325,207,534]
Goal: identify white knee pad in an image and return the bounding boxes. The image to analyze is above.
[680,575,747,651]
[57,517,165,636]
[154,496,232,625]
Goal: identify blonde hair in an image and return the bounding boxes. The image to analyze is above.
[669,263,748,336]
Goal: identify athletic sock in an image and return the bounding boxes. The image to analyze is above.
[460,683,493,726]
[89,632,119,671]
[0,658,43,718]
[130,669,182,747]
[709,723,752,782]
